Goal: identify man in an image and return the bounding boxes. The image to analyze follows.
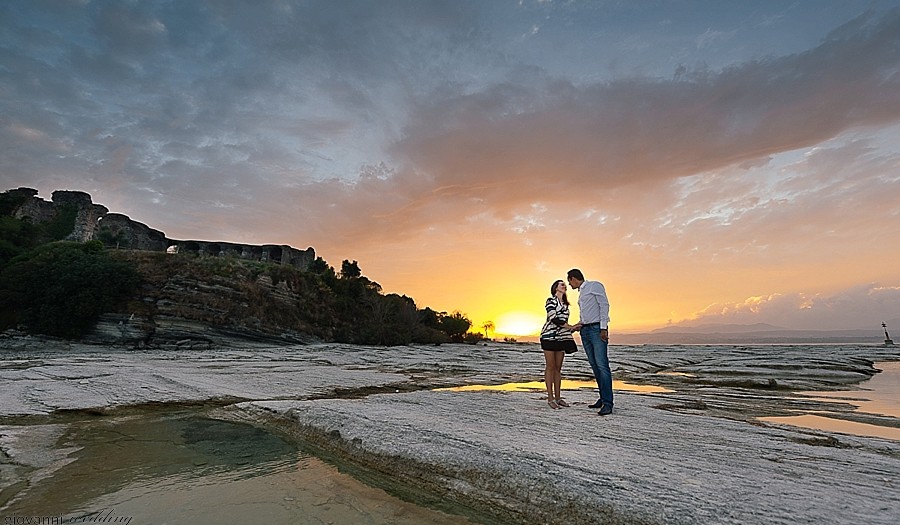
[567,268,613,416]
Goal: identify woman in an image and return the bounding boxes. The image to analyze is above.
[540,279,578,409]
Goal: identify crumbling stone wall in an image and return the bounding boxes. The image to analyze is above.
[50,190,109,242]
[169,240,315,268]
[2,187,315,269]
[98,213,168,251]
[9,187,57,224]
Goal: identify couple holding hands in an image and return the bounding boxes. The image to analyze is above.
[540,268,613,416]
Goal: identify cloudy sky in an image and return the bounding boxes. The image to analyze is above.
[3,0,900,335]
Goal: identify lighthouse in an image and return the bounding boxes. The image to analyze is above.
[883,322,894,346]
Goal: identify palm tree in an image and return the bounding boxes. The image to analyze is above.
[482,321,495,340]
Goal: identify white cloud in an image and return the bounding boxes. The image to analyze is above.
[683,284,900,330]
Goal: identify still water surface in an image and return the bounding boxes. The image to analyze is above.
[2,412,484,525]
[438,378,672,393]
[760,360,900,441]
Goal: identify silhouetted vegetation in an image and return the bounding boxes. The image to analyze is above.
[315,259,451,345]
[0,202,478,345]
[0,216,42,265]
[45,204,77,241]
[96,225,127,248]
[0,241,140,337]
[437,311,473,343]
[340,259,362,279]
[0,193,77,264]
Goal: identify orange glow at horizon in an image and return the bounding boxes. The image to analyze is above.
[493,310,545,336]
[333,191,900,338]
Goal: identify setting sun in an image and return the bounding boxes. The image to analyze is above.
[494,311,545,337]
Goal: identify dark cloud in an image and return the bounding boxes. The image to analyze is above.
[269,7,900,250]
[392,9,900,203]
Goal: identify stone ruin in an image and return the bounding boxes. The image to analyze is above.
[3,187,316,269]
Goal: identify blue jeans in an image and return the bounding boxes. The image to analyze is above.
[582,324,613,407]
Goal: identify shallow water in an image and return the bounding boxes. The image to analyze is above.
[441,363,900,441]
[795,360,900,418]
[759,361,900,440]
[1,411,483,525]
[437,378,672,393]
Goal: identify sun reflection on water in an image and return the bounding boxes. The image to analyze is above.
[758,413,900,441]
[437,379,672,393]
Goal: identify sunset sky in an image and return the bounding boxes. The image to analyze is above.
[3,1,900,336]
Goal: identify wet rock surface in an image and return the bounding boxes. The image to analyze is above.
[1,338,899,524]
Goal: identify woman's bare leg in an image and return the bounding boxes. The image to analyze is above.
[543,350,559,407]
[552,352,565,405]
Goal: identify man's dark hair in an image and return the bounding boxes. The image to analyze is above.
[567,268,584,281]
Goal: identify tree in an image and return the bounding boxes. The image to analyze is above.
[308,256,331,273]
[340,259,361,279]
[0,216,41,265]
[0,241,140,337]
[418,307,440,329]
[359,293,419,346]
[481,321,495,339]
[45,204,77,241]
[437,311,472,342]
[97,226,127,249]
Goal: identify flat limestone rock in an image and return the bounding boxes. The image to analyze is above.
[1,339,899,524]
[237,388,899,525]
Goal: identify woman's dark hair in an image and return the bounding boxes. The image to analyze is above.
[550,279,569,305]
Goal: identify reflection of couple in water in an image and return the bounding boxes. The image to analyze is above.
[539,269,614,416]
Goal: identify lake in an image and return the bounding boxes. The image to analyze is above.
[0,410,493,525]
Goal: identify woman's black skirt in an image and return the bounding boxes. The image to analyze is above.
[540,339,577,354]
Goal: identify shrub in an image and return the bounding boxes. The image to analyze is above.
[462,332,485,344]
[437,311,472,343]
[0,242,140,337]
[0,216,42,265]
[45,204,77,241]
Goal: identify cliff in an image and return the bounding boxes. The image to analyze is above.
[1,188,328,347]
[83,251,332,348]
[2,187,450,348]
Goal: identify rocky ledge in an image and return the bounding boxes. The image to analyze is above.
[1,339,898,524]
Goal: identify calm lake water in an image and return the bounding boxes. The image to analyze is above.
[760,360,900,441]
[439,378,672,393]
[1,411,489,525]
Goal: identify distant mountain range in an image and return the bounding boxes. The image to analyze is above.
[613,319,900,345]
[652,322,790,334]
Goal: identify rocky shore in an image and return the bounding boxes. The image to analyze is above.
[2,337,899,524]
